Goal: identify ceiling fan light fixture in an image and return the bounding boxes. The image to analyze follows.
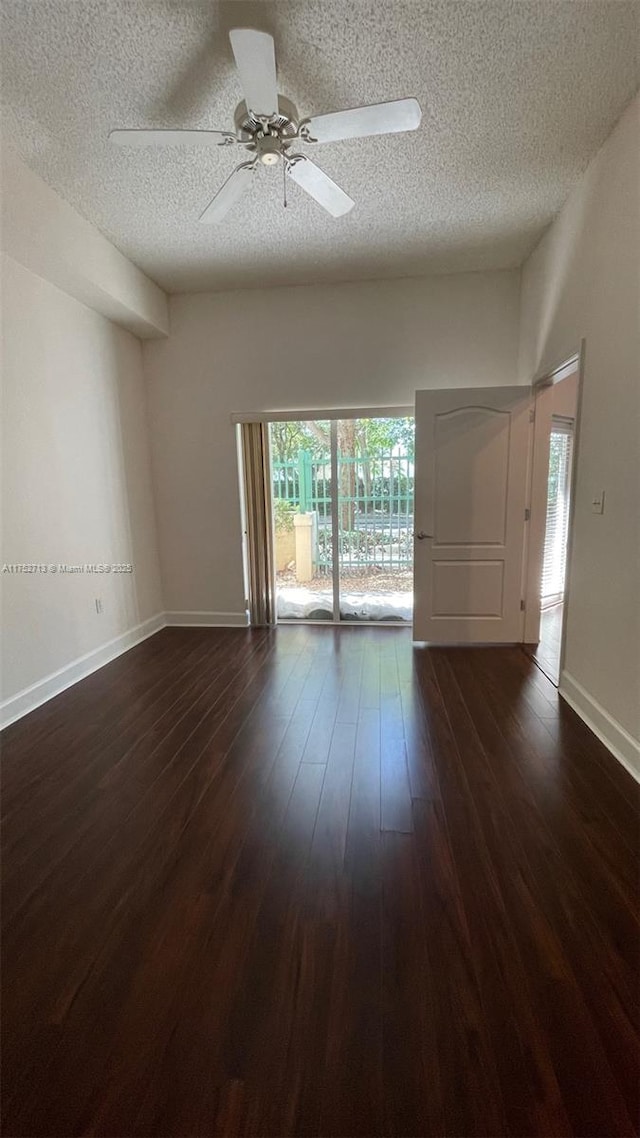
[109,28,422,223]
[256,134,282,165]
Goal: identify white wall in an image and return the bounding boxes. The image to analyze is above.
[519,95,640,766]
[551,372,578,419]
[1,253,164,714]
[143,270,520,619]
[1,145,169,340]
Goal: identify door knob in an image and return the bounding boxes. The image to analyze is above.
[415,531,433,540]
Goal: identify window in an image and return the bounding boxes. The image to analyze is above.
[541,420,574,605]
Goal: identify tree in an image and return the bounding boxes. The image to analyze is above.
[357,416,414,459]
[270,421,326,464]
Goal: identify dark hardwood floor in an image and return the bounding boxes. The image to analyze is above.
[529,602,564,685]
[2,626,638,1137]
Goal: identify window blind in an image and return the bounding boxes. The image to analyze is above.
[541,422,574,605]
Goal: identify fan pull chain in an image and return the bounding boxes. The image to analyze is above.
[283,159,287,209]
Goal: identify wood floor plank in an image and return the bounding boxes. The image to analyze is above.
[1,627,204,794]
[1,630,276,930]
[318,706,383,1137]
[1,639,287,1082]
[411,651,550,1137]
[381,736,413,833]
[1,629,265,857]
[398,676,439,800]
[382,830,444,1137]
[2,627,638,1137]
[470,652,640,951]
[428,648,636,1137]
[451,648,640,1123]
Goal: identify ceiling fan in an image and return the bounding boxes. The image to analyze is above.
[109,28,422,223]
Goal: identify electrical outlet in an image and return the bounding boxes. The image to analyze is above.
[95,598,103,614]
[591,490,605,515]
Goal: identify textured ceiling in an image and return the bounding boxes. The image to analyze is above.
[1,0,638,294]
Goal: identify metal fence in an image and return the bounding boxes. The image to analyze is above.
[272,449,414,575]
[272,450,332,516]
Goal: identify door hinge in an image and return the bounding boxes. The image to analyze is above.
[524,507,531,521]
[529,408,535,423]
[520,599,526,611]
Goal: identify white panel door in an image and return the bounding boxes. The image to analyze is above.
[413,387,532,643]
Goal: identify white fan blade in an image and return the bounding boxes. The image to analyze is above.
[305,98,422,144]
[287,157,354,218]
[109,129,234,147]
[199,161,256,224]
[229,28,278,118]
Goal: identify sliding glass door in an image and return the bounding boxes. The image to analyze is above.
[270,415,414,623]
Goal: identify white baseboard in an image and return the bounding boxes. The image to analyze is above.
[164,610,249,627]
[559,670,640,783]
[0,611,253,730]
[0,613,166,730]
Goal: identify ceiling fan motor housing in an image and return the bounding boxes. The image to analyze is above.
[233,95,300,164]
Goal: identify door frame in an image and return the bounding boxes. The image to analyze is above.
[233,404,414,625]
[523,340,585,679]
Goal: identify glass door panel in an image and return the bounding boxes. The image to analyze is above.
[271,420,333,620]
[336,417,414,622]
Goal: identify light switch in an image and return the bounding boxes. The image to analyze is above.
[591,490,605,515]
